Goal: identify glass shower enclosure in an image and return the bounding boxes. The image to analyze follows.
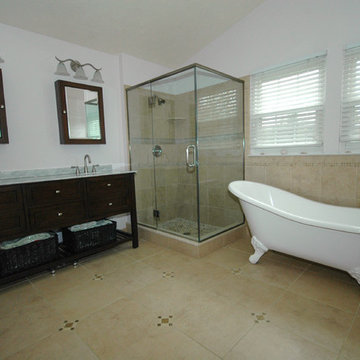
[126,64,244,242]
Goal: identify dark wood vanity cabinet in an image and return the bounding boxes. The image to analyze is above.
[0,185,27,239]
[0,172,138,284]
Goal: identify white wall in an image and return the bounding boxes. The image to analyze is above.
[0,23,170,172]
[185,0,360,154]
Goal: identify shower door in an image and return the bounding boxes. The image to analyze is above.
[150,69,200,240]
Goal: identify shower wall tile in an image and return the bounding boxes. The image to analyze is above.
[208,186,225,208]
[225,191,241,211]
[291,165,322,201]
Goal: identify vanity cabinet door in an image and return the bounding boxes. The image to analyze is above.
[0,185,27,240]
[86,174,131,218]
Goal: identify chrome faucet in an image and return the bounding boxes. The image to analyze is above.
[84,154,92,174]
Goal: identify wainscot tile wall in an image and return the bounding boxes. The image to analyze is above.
[243,76,360,208]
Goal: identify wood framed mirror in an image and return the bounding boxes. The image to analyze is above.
[55,80,106,144]
[0,69,9,144]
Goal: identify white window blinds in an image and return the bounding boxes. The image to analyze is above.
[340,45,360,152]
[250,55,326,155]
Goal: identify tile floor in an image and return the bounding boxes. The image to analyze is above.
[0,235,359,359]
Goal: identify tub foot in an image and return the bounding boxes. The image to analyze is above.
[348,268,360,285]
[249,236,268,264]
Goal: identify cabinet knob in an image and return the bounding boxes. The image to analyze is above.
[107,183,112,187]
[57,212,63,217]
[108,202,113,206]
[0,104,4,109]
[55,190,61,194]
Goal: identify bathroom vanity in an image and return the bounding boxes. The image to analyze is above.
[0,170,138,284]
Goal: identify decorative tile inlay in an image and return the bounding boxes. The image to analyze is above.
[231,267,242,275]
[162,271,175,279]
[93,273,104,281]
[157,315,173,327]
[251,312,270,324]
[59,319,79,331]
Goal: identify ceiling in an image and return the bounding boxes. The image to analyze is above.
[0,0,265,68]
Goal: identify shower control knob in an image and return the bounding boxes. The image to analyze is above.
[152,145,162,157]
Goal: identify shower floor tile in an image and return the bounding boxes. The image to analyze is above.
[158,217,222,239]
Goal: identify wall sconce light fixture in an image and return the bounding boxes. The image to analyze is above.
[54,56,104,83]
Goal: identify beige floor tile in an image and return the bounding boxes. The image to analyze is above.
[140,248,231,291]
[0,280,42,318]
[269,292,354,353]
[124,328,221,360]
[224,323,337,360]
[77,297,220,360]
[129,277,204,314]
[208,273,284,313]
[308,263,358,285]
[45,277,126,319]
[239,257,305,289]
[81,249,136,275]
[29,265,94,298]
[175,291,254,357]
[105,261,162,288]
[0,298,63,359]
[126,240,165,260]
[76,297,153,359]
[227,237,253,254]
[339,314,360,360]
[5,331,98,360]
[289,268,360,313]
[140,248,197,272]
[266,250,311,269]
[200,246,251,271]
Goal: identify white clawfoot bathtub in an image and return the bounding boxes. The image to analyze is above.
[228,180,360,284]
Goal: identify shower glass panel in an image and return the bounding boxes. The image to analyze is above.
[196,68,244,241]
[127,84,157,228]
[151,69,199,240]
[127,64,244,242]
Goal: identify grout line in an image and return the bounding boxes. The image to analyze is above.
[172,326,223,359]
[222,322,257,359]
[73,332,101,360]
[335,302,360,360]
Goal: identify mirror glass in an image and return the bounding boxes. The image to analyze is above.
[55,80,105,144]
[0,69,9,144]
[65,87,101,139]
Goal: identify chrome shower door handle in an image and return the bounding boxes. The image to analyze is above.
[186,145,197,168]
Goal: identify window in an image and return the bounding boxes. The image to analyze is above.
[340,45,360,152]
[250,55,326,155]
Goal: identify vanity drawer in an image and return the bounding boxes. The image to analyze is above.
[88,197,130,218]
[29,201,86,231]
[0,185,24,211]
[0,209,27,239]
[86,175,130,200]
[26,179,83,206]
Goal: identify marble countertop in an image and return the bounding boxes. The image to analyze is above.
[0,166,136,186]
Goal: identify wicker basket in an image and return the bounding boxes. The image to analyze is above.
[62,220,116,253]
[0,233,58,277]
